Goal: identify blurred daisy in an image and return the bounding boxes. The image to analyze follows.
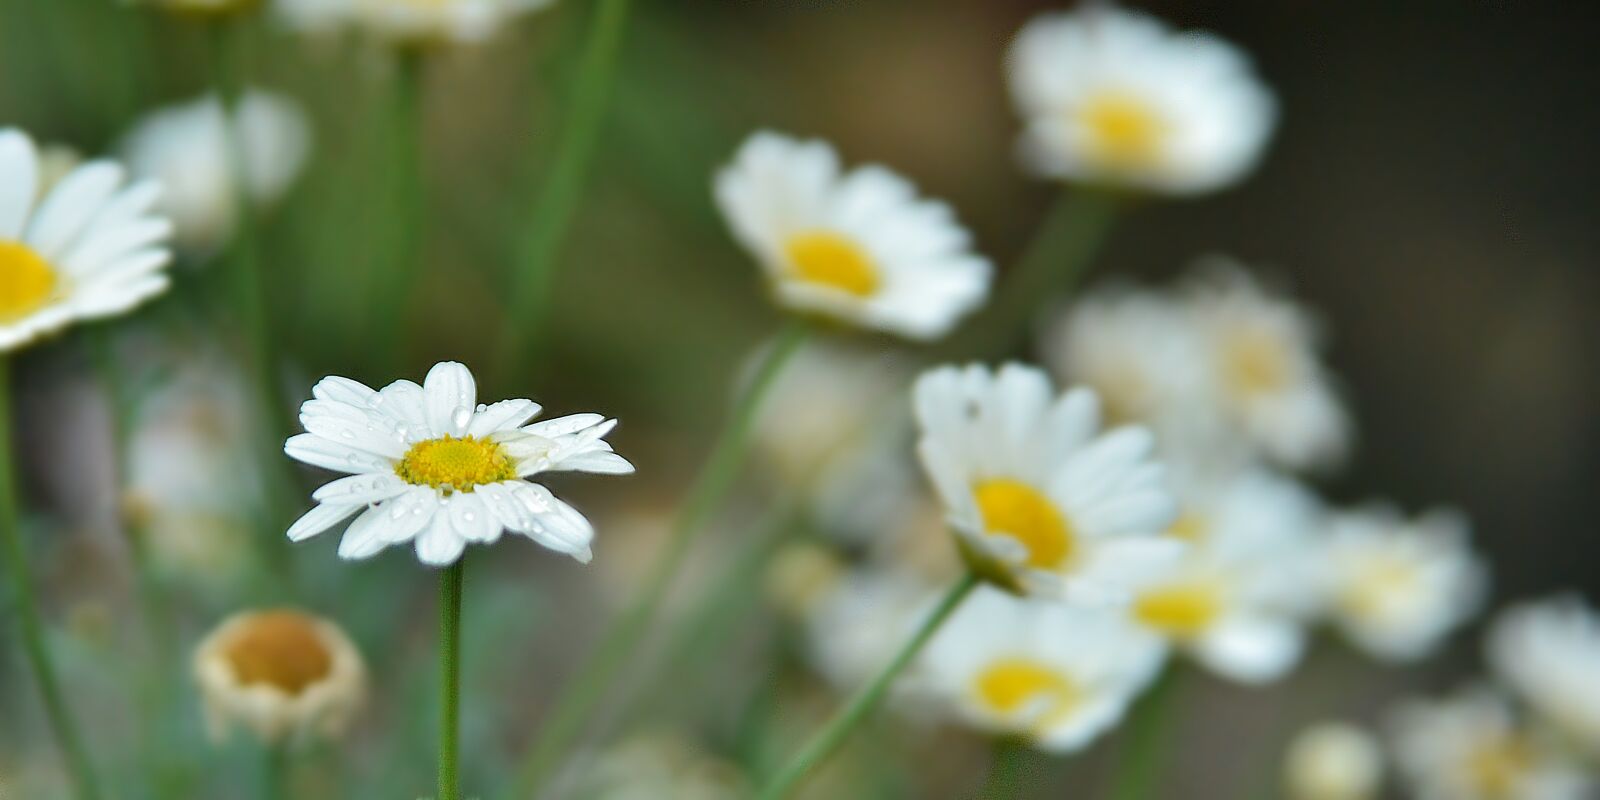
[284,361,632,566]
[714,131,992,341]
[277,0,555,45]
[1,128,173,352]
[1489,597,1600,754]
[914,363,1180,602]
[194,609,366,746]
[119,90,311,254]
[1184,263,1349,471]
[1390,688,1593,800]
[583,731,748,800]
[1321,505,1486,662]
[914,585,1164,752]
[1125,468,1322,684]
[1284,721,1383,800]
[751,343,908,483]
[1007,7,1276,194]
[800,567,937,692]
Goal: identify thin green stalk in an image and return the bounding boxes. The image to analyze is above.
[439,558,466,800]
[757,572,980,800]
[495,0,632,380]
[509,320,809,798]
[369,50,425,372]
[0,359,103,800]
[981,738,1028,800]
[261,743,287,800]
[1108,664,1184,800]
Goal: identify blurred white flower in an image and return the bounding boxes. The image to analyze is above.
[1284,721,1384,800]
[193,609,366,746]
[1389,688,1593,800]
[1321,505,1486,662]
[800,567,936,692]
[714,131,992,341]
[750,343,908,484]
[285,361,633,567]
[1489,596,1600,755]
[1124,468,1323,684]
[1,128,172,352]
[914,585,1164,752]
[914,363,1180,602]
[583,731,748,800]
[118,90,311,254]
[1006,6,1276,194]
[278,0,555,46]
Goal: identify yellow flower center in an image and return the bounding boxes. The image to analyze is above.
[972,658,1081,730]
[222,611,333,695]
[1080,91,1165,169]
[1222,330,1290,396]
[783,231,879,297]
[1134,581,1226,638]
[396,435,516,492]
[1166,513,1209,544]
[0,241,58,323]
[974,479,1074,570]
[1465,735,1533,799]
[1340,557,1418,623]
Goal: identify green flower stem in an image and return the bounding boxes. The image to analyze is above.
[260,743,287,800]
[980,738,1028,800]
[757,571,980,800]
[370,50,425,373]
[0,358,103,800]
[1109,663,1184,800]
[494,0,632,380]
[438,558,466,800]
[509,320,809,799]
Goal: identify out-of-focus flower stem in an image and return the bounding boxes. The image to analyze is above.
[369,50,425,374]
[757,571,980,800]
[494,0,632,381]
[0,358,104,800]
[438,557,466,800]
[261,742,287,800]
[980,738,1028,799]
[509,319,809,799]
[208,20,298,592]
[1108,663,1185,800]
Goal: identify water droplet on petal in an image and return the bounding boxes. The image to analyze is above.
[451,407,473,430]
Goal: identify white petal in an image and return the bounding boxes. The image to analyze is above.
[446,493,499,543]
[312,375,378,407]
[286,502,360,542]
[0,129,39,239]
[518,484,594,563]
[552,450,635,475]
[300,406,408,459]
[26,161,124,260]
[423,361,477,438]
[312,473,409,505]
[380,486,438,543]
[1197,616,1305,685]
[414,513,467,566]
[521,413,604,438]
[284,433,393,475]
[467,399,541,437]
[337,505,395,560]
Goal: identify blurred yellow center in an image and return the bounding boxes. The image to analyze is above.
[784,231,879,297]
[1135,582,1225,637]
[0,241,57,323]
[1166,513,1209,543]
[1081,92,1164,167]
[1222,331,1290,395]
[396,435,515,491]
[974,479,1074,569]
[1466,736,1532,798]
[222,611,332,695]
[973,658,1081,728]
[1341,558,1418,622]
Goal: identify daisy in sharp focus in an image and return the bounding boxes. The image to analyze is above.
[1,128,173,352]
[1124,468,1323,684]
[914,363,1181,602]
[1489,596,1600,755]
[1389,687,1594,800]
[714,131,992,341]
[913,585,1165,753]
[119,89,311,254]
[285,361,632,566]
[1007,6,1277,195]
[1320,505,1486,662]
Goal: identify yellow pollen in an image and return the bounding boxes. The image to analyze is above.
[1080,91,1165,168]
[1465,736,1533,799]
[972,658,1081,730]
[974,479,1074,570]
[1222,331,1290,396]
[0,241,58,323]
[222,611,333,695]
[783,231,879,297]
[396,435,516,491]
[1135,582,1225,637]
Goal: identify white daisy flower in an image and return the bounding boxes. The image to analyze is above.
[583,731,749,800]
[1321,505,1486,662]
[913,363,1181,602]
[119,90,311,254]
[284,361,633,567]
[800,567,938,693]
[914,585,1165,753]
[277,0,555,45]
[1284,721,1384,800]
[1183,263,1350,471]
[1389,687,1594,800]
[751,343,908,484]
[193,609,366,746]
[1489,596,1600,755]
[1006,6,1276,195]
[714,131,992,341]
[1124,468,1323,684]
[0,128,173,353]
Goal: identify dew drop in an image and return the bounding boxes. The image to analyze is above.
[451,407,473,430]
